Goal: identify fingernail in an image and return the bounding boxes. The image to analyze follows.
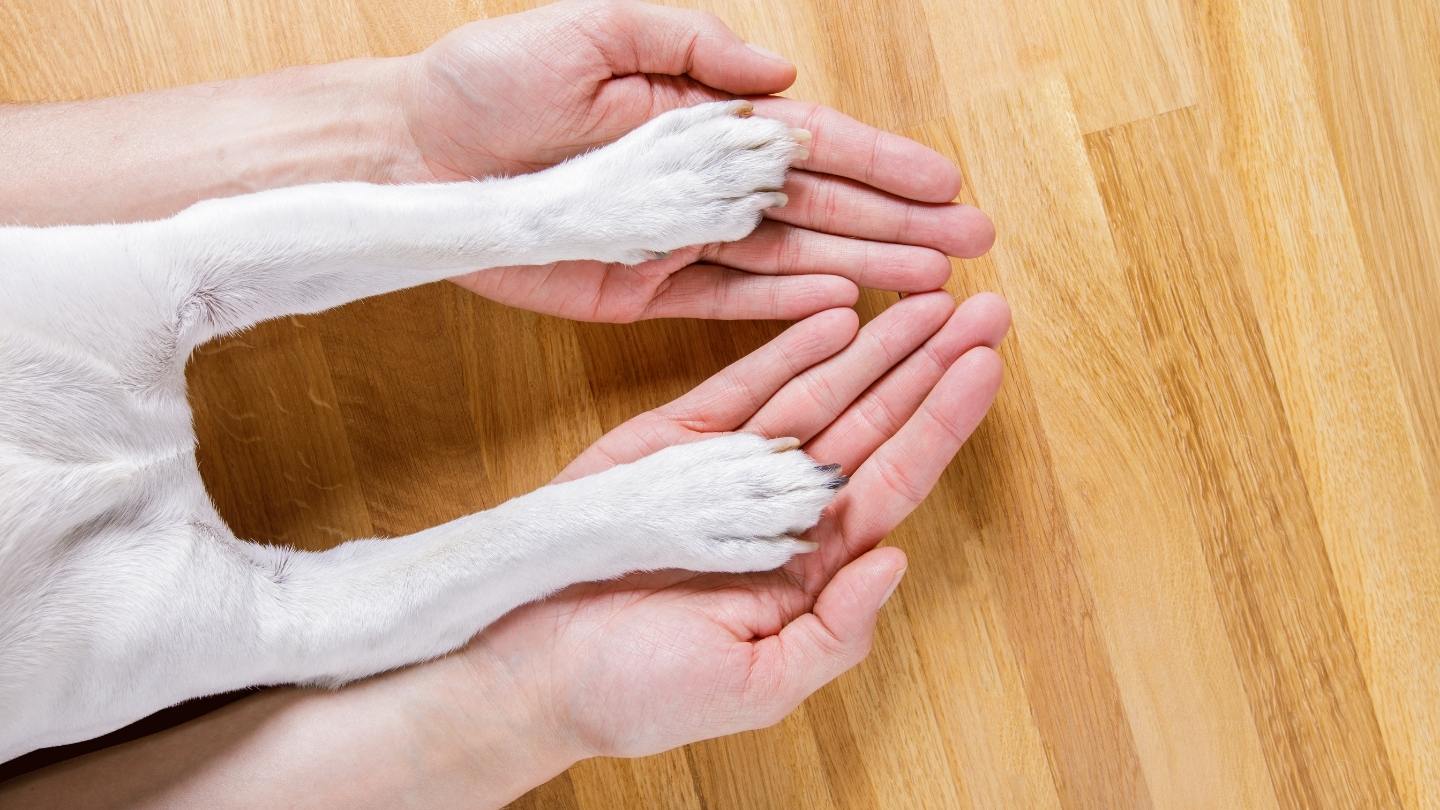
[747,41,791,65]
[880,568,906,607]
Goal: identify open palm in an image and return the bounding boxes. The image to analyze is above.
[462,292,1009,756]
[398,0,995,320]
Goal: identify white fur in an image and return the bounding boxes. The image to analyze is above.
[0,101,843,760]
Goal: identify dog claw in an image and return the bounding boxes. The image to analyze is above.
[768,436,801,453]
[814,462,847,489]
[789,128,812,160]
[787,537,820,553]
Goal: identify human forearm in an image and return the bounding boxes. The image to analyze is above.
[0,57,426,226]
[0,653,583,809]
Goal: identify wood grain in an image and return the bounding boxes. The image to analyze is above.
[3,0,1437,807]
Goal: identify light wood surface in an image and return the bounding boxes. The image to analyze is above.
[3,1,1438,807]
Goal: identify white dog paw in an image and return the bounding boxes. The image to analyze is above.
[612,432,844,574]
[567,101,808,264]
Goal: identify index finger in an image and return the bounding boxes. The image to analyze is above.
[837,346,1003,546]
[657,307,859,429]
[750,97,964,203]
[555,309,857,482]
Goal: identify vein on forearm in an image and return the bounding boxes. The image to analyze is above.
[0,58,424,227]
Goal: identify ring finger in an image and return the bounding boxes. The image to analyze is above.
[702,221,954,292]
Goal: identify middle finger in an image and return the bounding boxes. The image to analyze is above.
[741,292,956,444]
[702,221,954,293]
[806,291,1011,472]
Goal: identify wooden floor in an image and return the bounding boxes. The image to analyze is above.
[4,1,1439,807]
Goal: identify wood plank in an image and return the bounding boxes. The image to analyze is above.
[687,709,840,810]
[1185,0,1440,804]
[2,0,1439,806]
[190,319,375,549]
[508,771,580,810]
[1015,0,1197,132]
[920,0,1197,132]
[1289,0,1440,510]
[948,76,1281,809]
[1088,106,1387,810]
[801,591,971,809]
[797,0,947,132]
[898,118,1071,810]
[317,287,496,534]
[566,750,702,810]
[941,78,1154,810]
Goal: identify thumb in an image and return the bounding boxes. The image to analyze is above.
[584,1,797,94]
[754,547,908,719]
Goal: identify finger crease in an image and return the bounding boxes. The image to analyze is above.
[871,452,929,505]
[920,401,973,448]
[857,391,903,438]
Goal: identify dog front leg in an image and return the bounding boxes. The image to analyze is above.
[127,101,802,346]
[17,433,840,758]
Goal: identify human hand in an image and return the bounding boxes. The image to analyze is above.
[0,293,1007,808]
[397,0,995,320]
[454,291,1009,757]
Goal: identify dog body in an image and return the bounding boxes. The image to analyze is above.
[0,102,842,760]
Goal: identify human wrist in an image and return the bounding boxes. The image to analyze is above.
[0,54,430,225]
[0,648,585,809]
[254,649,587,808]
[408,647,589,806]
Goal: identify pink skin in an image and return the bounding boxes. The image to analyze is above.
[462,291,1010,759]
[399,0,994,321]
[0,295,1010,808]
[0,3,1006,802]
